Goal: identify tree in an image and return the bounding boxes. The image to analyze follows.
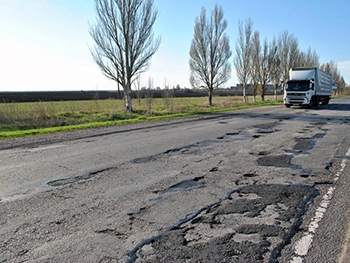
[278,31,300,89]
[89,0,161,112]
[189,5,232,106]
[320,61,346,95]
[298,47,319,67]
[251,31,270,102]
[233,18,253,104]
[268,36,281,100]
[250,31,260,102]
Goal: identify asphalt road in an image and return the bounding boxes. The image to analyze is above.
[1,98,350,262]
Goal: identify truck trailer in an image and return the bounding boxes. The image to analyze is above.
[283,67,333,108]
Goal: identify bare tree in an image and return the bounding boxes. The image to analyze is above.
[146,77,154,115]
[278,31,300,88]
[289,36,300,68]
[234,18,253,104]
[162,78,173,114]
[300,47,319,67]
[251,31,270,102]
[268,36,281,100]
[259,38,270,101]
[89,0,161,112]
[250,31,260,102]
[189,5,232,106]
[320,61,346,95]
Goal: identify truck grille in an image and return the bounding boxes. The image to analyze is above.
[287,93,306,104]
[289,98,304,104]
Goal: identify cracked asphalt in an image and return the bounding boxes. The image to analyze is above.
[1,99,350,263]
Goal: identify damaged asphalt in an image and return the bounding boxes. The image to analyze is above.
[1,104,350,262]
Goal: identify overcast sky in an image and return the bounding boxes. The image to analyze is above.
[1,0,349,91]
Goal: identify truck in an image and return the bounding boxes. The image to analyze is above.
[283,67,333,108]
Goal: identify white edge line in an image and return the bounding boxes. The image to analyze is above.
[290,146,350,263]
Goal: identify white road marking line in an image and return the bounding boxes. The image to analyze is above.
[290,146,350,263]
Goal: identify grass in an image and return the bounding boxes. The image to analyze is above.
[0,96,282,139]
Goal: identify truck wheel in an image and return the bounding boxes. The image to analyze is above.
[322,98,330,105]
[285,104,291,108]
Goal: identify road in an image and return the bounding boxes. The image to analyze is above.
[1,98,350,262]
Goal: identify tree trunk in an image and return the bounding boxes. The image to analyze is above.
[243,86,247,104]
[208,88,213,106]
[117,82,121,100]
[274,84,278,100]
[124,84,133,112]
[253,87,257,103]
[258,84,265,102]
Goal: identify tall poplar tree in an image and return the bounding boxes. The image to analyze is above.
[90,0,161,111]
[189,5,232,106]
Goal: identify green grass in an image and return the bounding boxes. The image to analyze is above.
[0,96,282,139]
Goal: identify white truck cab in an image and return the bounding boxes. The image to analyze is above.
[284,67,332,108]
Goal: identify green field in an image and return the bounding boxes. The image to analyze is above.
[0,96,282,138]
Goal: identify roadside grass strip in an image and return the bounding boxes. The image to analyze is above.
[0,101,281,139]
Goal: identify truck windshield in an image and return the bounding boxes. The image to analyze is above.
[286,81,310,91]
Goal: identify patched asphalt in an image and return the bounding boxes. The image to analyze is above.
[1,109,348,263]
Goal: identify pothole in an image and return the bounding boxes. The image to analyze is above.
[131,156,157,164]
[256,155,300,169]
[197,139,224,147]
[165,145,199,155]
[218,130,254,141]
[294,138,314,151]
[293,133,326,152]
[253,122,279,130]
[243,172,258,178]
[96,229,129,240]
[162,176,205,193]
[46,174,97,187]
[128,184,318,263]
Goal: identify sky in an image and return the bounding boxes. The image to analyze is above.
[1,0,349,91]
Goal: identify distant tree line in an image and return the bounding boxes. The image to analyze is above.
[187,8,347,105]
[89,1,347,110]
[0,88,284,103]
[320,61,347,95]
[0,91,120,103]
[233,18,347,103]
